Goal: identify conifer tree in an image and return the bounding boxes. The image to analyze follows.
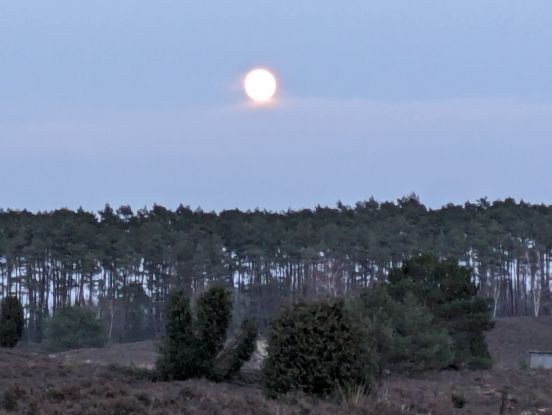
[355,285,453,374]
[156,290,196,380]
[157,287,257,381]
[388,254,494,368]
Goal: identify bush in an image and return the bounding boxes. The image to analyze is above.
[355,286,453,374]
[391,294,453,372]
[194,287,233,375]
[157,287,257,381]
[0,296,24,348]
[388,254,494,369]
[2,389,18,412]
[211,320,258,381]
[44,305,107,351]
[263,298,377,397]
[156,289,197,380]
[451,392,466,409]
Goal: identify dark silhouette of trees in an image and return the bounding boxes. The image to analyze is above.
[0,196,551,341]
[0,296,24,347]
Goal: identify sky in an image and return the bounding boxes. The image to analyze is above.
[1,1,552,212]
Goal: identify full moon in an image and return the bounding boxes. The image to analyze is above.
[244,68,277,103]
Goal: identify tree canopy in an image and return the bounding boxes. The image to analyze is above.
[0,196,550,340]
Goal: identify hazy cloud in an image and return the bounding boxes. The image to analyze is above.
[1,98,551,212]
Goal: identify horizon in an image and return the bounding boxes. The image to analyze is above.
[0,194,546,216]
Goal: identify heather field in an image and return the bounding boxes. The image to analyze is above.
[0,317,550,414]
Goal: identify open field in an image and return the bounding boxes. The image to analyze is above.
[486,316,552,370]
[2,316,552,414]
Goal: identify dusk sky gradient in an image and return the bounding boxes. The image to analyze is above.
[1,1,551,212]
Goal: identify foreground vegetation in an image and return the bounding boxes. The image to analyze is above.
[156,287,257,382]
[142,255,490,401]
[0,271,547,414]
[0,297,23,348]
[0,256,493,401]
[0,326,550,414]
[259,255,493,398]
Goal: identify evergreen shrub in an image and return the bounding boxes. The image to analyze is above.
[355,286,453,374]
[263,298,376,397]
[212,319,258,381]
[388,254,494,369]
[44,305,107,351]
[0,296,24,348]
[157,287,257,381]
[156,289,196,379]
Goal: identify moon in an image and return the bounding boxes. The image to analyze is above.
[244,68,277,103]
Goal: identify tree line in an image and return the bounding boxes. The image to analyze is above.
[0,195,551,341]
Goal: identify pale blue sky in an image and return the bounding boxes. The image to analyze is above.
[1,1,551,212]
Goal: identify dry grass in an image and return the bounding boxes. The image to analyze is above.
[336,382,371,406]
[485,316,552,369]
[3,350,552,414]
[3,316,552,414]
[0,349,406,414]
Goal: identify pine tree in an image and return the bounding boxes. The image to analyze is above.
[354,285,453,374]
[388,254,494,369]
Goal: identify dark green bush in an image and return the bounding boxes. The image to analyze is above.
[438,297,494,369]
[451,392,466,408]
[212,320,258,381]
[44,305,107,351]
[1,385,25,412]
[388,254,494,369]
[392,294,453,372]
[263,298,376,397]
[355,286,452,374]
[0,296,24,348]
[194,287,233,374]
[156,289,197,380]
[352,285,396,373]
[2,389,17,412]
[157,287,257,381]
